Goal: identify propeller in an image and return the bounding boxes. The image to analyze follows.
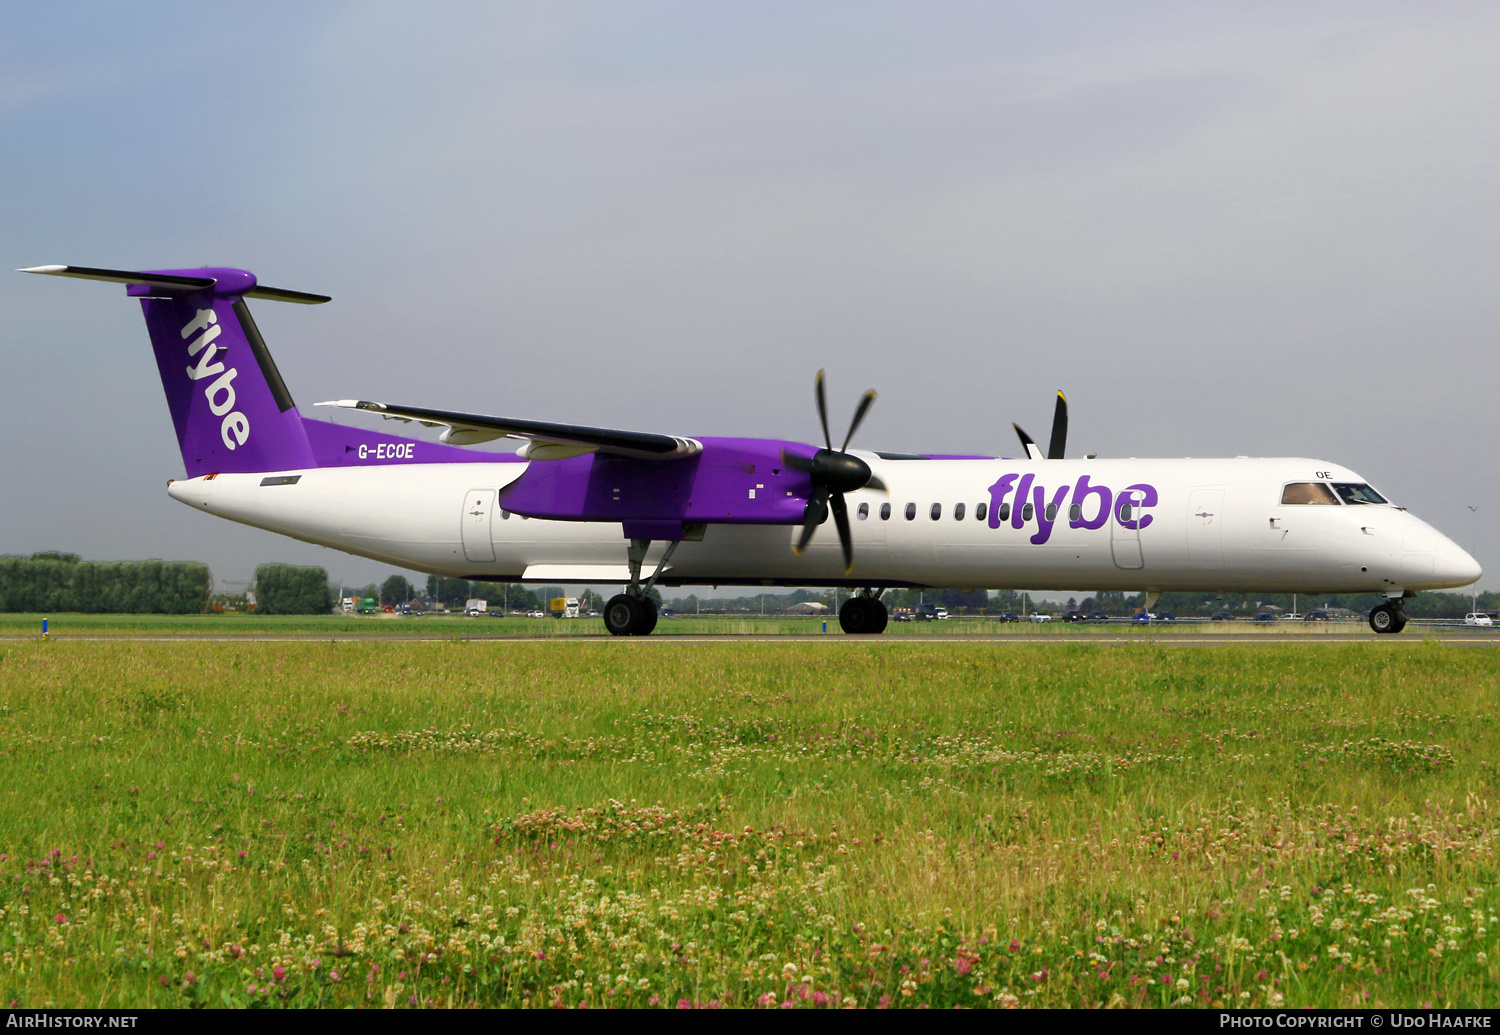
[783,370,880,574]
[1012,390,1068,460]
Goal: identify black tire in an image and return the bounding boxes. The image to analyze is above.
[840,597,885,634]
[636,597,659,636]
[868,598,888,634]
[1369,603,1405,634]
[604,594,640,636]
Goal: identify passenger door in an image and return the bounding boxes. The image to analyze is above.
[461,489,496,563]
[1187,488,1225,569]
[1111,490,1144,570]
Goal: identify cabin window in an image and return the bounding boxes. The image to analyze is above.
[1069,503,1081,522]
[997,503,1010,522]
[930,503,942,520]
[1281,482,1339,505]
[1045,502,1058,522]
[1332,482,1388,505]
[975,502,987,521]
[500,510,511,519]
[880,502,891,520]
[953,502,966,521]
[857,502,869,520]
[1021,502,1034,521]
[905,502,916,521]
[1118,502,1132,522]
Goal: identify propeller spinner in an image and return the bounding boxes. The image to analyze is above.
[783,370,880,574]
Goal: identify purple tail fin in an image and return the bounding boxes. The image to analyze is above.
[22,265,326,476]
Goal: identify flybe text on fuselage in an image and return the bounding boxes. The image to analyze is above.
[986,472,1157,544]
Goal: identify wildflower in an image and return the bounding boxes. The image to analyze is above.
[54,914,67,925]
[272,966,286,982]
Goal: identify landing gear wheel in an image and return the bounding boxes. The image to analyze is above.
[839,596,888,634]
[637,597,659,636]
[1369,602,1407,634]
[604,594,643,637]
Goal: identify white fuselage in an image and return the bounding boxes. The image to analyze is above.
[166,454,1480,594]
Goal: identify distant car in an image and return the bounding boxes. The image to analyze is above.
[586,610,601,618]
[997,612,1019,623]
[892,610,914,622]
[1252,612,1277,623]
[1061,610,1087,622]
[1029,612,1052,623]
[526,609,544,618]
[1210,611,1235,621]
[1132,611,1154,624]
[1088,610,1109,622]
[464,608,484,617]
[1155,611,1176,622]
[915,605,948,621]
[1465,613,1494,627]
[488,609,505,617]
[1304,610,1330,622]
[1281,612,1303,621]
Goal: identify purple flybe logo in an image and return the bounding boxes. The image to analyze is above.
[181,309,249,451]
[987,473,1157,545]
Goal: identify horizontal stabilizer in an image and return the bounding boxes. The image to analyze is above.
[18,265,330,304]
[316,399,701,461]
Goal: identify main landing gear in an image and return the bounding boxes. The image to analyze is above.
[1368,599,1408,635]
[839,591,888,635]
[604,537,679,637]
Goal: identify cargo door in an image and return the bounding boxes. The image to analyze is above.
[1111,489,1144,570]
[1187,488,1225,569]
[461,489,496,563]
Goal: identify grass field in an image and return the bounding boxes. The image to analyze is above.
[0,611,1395,638]
[1,639,1497,1009]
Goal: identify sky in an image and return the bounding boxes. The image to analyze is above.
[2,1,1496,594]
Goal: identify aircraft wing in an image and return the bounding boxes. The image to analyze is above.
[314,400,701,461]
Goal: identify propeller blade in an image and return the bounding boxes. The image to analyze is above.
[1013,423,1044,462]
[840,389,877,452]
[863,472,887,493]
[814,370,832,451]
[829,491,854,574]
[793,491,829,555]
[1047,391,1068,460]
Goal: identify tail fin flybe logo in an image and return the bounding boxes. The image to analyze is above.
[182,309,249,450]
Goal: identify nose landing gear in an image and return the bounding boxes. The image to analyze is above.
[1368,600,1408,634]
[839,591,889,634]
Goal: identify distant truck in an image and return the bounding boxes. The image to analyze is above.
[549,597,581,618]
[341,596,378,615]
[915,604,949,621]
[464,598,487,616]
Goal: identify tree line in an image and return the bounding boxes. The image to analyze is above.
[0,553,210,614]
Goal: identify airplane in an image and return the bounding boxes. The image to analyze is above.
[20,263,1482,636]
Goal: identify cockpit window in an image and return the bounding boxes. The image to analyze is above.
[1281,482,1339,505]
[1332,482,1388,505]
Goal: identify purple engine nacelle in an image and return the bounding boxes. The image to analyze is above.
[498,437,819,538]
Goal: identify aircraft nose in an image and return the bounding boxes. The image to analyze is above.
[1433,535,1482,588]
